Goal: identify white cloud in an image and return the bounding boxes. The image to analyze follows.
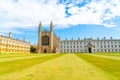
[67,0,120,26]
[0,0,120,33]
[0,0,66,32]
[103,24,116,28]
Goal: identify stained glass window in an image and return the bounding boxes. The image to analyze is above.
[42,36,49,46]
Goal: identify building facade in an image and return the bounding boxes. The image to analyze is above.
[0,32,30,54]
[37,21,60,53]
[60,37,120,53]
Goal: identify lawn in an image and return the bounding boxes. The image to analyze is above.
[0,53,120,80]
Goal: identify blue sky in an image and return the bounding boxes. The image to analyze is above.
[0,0,120,44]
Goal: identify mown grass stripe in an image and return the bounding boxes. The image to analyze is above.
[76,54,120,80]
[87,54,120,61]
[0,54,55,62]
[0,54,64,76]
[0,53,55,58]
[0,54,33,58]
[94,53,120,57]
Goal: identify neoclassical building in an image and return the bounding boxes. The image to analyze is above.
[0,32,30,54]
[37,21,60,53]
[60,37,120,53]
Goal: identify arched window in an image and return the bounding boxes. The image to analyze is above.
[42,36,49,46]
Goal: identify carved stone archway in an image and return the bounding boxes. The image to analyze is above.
[44,49,47,53]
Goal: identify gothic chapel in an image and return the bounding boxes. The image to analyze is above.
[37,21,60,53]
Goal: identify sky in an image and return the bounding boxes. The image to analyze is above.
[0,0,120,44]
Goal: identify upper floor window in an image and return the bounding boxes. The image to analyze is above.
[104,45,106,48]
[118,42,120,44]
[77,42,78,44]
[111,45,113,48]
[67,42,69,44]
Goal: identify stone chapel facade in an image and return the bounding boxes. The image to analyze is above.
[37,21,60,53]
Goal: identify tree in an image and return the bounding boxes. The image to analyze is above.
[30,45,37,53]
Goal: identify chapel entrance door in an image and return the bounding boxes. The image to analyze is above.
[44,49,47,53]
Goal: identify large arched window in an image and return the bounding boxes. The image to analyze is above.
[42,36,49,46]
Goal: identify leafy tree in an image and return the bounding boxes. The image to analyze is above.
[30,45,37,53]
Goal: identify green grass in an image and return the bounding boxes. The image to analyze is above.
[94,53,120,56]
[76,53,120,80]
[0,53,120,80]
[0,54,64,75]
[0,53,36,58]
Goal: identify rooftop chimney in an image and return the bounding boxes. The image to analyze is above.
[9,32,12,38]
[111,37,113,40]
[104,37,106,40]
[97,37,99,40]
[65,38,67,40]
[23,37,26,42]
[71,38,73,40]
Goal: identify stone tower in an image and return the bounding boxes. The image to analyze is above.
[38,22,42,53]
[50,21,53,52]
